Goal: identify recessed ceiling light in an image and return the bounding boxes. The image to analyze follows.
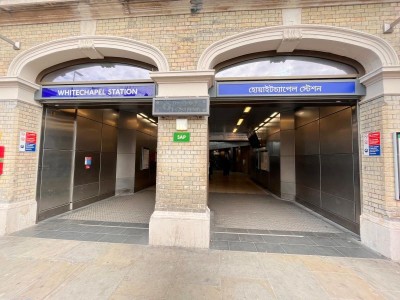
[243,107,252,113]
[237,118,244,126]
[138,113,147,118]
[233,128,238,133]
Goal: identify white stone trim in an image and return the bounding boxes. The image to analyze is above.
[0,199,37,236]
[149,208,211,248]
[8,35,169,81]
[197,24,399,73]
[0,77,41,106]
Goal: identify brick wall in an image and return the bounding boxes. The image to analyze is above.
[0,100,42,204]
[155,117,208,212]
[359,96,400,219]
[0,2,398,74]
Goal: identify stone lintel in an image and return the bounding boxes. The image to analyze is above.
[150,70,215,97]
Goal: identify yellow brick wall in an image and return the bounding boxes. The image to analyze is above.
[1,3,400,74]
[0,101,42,203]
[156,117,208,212]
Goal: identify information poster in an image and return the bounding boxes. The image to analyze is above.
[260,151,270,171]
[363,132,381,156]
[141,147,149,170]
[19,131,37,152]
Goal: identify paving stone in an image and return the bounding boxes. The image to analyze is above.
[229,241,258,252]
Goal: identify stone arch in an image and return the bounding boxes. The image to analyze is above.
[8,36,169,82]
[197,25,399,73]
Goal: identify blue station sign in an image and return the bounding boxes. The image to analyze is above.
[217,80,364,97]
[37,83,156,100]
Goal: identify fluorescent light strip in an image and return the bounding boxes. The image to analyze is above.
[270,112,278,118]
[237,118,244,126]
[243,106,252,113]
[233,128,238,133]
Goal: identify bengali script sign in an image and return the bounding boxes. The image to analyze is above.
[217,81,358,97]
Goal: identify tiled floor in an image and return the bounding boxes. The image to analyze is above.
[12,219,149,245]
[11,171,375,257]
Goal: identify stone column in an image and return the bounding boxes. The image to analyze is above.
[359,67,400,261]
[149,71,214,248]
[0,78,41,235]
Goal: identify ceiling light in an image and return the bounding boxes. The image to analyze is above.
[138,113,148,118]
[259,122,265,127]
[237,118,244,126]
[270,112,278,118]
[264,118,271,122]
[233,128,238,133]
[149,118,156,123]
[243,106,252,113]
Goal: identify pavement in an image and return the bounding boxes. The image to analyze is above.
[0,235,400,299]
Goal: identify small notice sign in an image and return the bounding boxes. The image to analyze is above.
[173,132,190,142]
[19,131,37,152]
[363,132,381,156]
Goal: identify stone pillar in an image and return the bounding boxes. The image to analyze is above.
[149,71,214,248]
[359,67,400,261]
[0,78,41,236]
[280,111,296,201]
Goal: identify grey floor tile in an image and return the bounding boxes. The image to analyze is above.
[229,241,257,252]
[284,236,318,246]
[210,241,229,250]
[81,233,105,242]
[255,243,285,253]
[53,231,85,240]
[98,227,127,235]
[239,234,264,243]
[262,235,289,244]
[98,234,129,244]
[309,236,341,247]
[58,224,87,232]
[34,231,61,239]
[100,221,123,227]
[213,233,240,241]
[311,246,343,257]
[335,247,383,259]
[280,244,319,255]
[246,229,271,234]
[313,232,340,238]
[269,230,296,236]
[124,228,148,236]
[79,220,104,226]
[124,235,148,245]
[119,222,149,228]
[333,238,363,248]
[212,227,227,232]
[225,228,248,233]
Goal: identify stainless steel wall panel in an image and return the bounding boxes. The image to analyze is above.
[296,184,321,207]
[117,128,136,154]
[76,116,102,152]
[38,149,73,212]
[43,108,75,150]
[295,107,319,128]
[269,156,281,196]
[280,130,295,156]
[100,152,117,182]
[321,154,354,201]
[103,109,119,127]
[319,106,349,118]
[320,108,353,154]
[101,124,118,153]
[99,179,116,196]
[74,152,100,186]
[321,192,356,222]
[134,130,157,191]
[73,182,99,202]
[78,109,103,122]
[352,106,358,153]
[295,121,320,155]
[295,155,320,190]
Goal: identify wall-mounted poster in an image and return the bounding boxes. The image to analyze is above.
[141,147,149,170]
[260,151,270,172]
